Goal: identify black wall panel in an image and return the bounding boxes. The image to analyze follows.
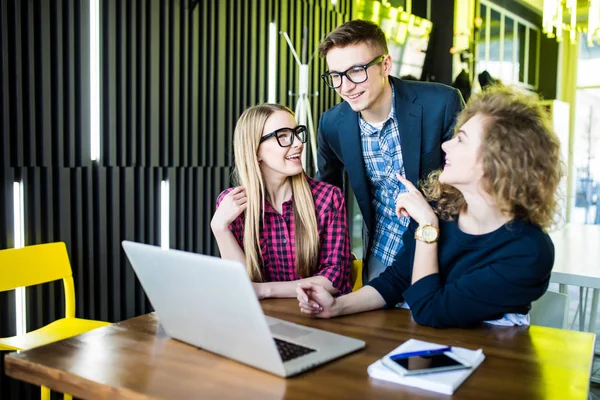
[1,0,353,398]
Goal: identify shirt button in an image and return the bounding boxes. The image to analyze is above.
[283,239,288,244]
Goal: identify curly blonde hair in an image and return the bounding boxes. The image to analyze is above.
[422,86,564,229]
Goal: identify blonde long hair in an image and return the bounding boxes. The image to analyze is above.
[421,86,563,229]
[233,104,320,281]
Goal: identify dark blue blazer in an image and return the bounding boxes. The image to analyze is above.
[316,77,464,234]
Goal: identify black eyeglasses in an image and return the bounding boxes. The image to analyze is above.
[321,55,386,89]
[259,125,308,148]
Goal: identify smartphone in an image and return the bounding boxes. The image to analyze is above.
[382,349,472,376]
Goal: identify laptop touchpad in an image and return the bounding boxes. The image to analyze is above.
[269,323,312,339]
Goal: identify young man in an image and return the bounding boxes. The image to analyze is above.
[316,20,464,282]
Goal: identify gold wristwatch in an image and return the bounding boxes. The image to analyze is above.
[414,224,439,243]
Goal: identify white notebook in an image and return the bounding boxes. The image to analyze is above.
[367,339,485,395]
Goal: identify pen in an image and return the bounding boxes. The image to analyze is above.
[390,346,452,359]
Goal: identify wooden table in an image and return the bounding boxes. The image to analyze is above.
[5,299,595,399]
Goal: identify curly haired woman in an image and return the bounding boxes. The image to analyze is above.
[297,86,563,328]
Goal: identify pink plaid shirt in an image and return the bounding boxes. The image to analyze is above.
[216,176,351,294]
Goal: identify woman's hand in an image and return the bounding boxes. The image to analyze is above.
[211,187,248,231]
[296,282,337,318]
[395,174,438,227]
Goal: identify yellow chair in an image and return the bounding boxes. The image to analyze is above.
[0,242,111,400]
[350,258,363,292]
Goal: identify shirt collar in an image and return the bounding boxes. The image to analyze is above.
[359,83,396,136]
[263,197,293,215]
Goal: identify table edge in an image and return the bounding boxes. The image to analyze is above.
[4,353,155,400]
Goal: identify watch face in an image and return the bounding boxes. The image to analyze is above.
[422,227,438,242]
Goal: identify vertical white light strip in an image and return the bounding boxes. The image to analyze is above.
[268,22,277,103]
[160,180,170,249]
[13,182,26,336]
[90,0,100,161]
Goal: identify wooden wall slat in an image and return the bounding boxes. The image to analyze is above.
[51,0,64,167]
[147,0,160,167]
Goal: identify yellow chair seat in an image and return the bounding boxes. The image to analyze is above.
[351,259,363,292]
[0,317,110,351]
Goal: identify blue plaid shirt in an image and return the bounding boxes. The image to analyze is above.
[359,86,410,267]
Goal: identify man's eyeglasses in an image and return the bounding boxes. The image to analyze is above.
[321,55,386,89]
[259,125,308,148]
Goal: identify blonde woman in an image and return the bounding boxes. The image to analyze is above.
[297,86,563,328]
[211,104,351,299]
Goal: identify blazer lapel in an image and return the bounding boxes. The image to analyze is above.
[393,78,422,186]
[337,106,372,228]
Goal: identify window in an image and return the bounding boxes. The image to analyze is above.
[477,1,540,89]
[572,34,600,224]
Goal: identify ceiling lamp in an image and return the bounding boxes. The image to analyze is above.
[543,0,600,46]
[590,0,600,46]
[543,0,577,42]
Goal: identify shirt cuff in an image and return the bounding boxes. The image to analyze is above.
[366,275,404,307]
[402,273,442,307]
[315,267,351,295]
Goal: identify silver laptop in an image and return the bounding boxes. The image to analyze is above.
[121,241,365,377]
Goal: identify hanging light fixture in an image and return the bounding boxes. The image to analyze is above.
[543,0,600,45]
[590,0,600,46]
[543,0,577,42]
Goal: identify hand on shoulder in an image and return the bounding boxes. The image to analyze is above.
[211,187,247,232]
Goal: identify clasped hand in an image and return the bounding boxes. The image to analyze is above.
[296,282,336,318]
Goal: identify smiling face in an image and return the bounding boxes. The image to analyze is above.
[325,42,391,114]
[257,110,304,180]
[439,113,487,190]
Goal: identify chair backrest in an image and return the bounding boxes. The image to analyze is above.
[351,259,363,292]
[529,290,569,329]
[0,242,76,318]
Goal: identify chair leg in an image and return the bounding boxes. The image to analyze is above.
[589,289,599,334]
[41,386,51,400]
[64,394,73,400]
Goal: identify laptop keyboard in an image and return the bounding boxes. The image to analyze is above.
[274,338,316,362]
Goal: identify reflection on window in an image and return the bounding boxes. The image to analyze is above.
[528,29,538,86]
[478,3,487,65]
[485,8,502,79]
[502,17,515,83]
[518,23,527,83]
